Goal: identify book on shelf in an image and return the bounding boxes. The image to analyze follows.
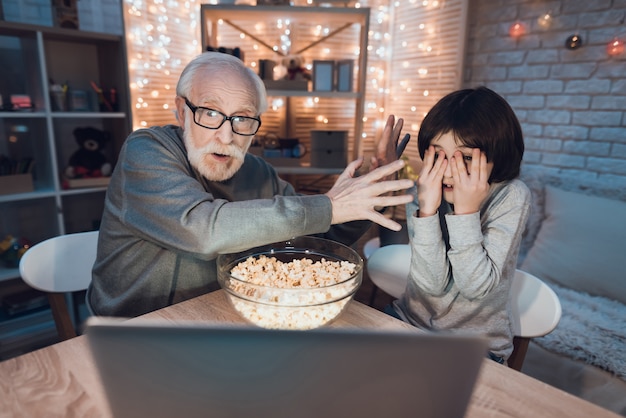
[63,177,111,189]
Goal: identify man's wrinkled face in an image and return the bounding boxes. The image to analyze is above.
[177,70,259,181]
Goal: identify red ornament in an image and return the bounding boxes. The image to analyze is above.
[607,37,625,56]
[509,21,526,38]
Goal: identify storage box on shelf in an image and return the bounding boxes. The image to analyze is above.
[0,174,33,195]
[0,20,131,358]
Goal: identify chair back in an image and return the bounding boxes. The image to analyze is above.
[510,269,562,338]
[19,230,99,340]
[507,269,562,371]
[362,237,381,260]
[365,244,410,299]
[19,230,99,293]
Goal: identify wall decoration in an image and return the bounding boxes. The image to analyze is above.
[607,37,625,56]
[52,0,79,29]
[537,11,553,29]
[336,60,354,92]
[258,59,276,80]
[607,13,625,57]
[69,90,90,111]
[312,60,335,92]
[509,21,526,38]
[565,34,583,50]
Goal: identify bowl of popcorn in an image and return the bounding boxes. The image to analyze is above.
[217,236,363,330]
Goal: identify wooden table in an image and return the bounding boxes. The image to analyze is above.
[0,290,620,418]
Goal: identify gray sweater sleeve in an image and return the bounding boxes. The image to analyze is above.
[114,126,333,257]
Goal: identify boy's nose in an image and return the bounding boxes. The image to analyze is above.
[443,155,453,178]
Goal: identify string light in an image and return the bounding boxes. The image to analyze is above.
[125,0,200,130]
[565,34,583,50]
[509,21,526,38]
[537,11,553,29]
[607,36,625,56]
[607,13,626,57]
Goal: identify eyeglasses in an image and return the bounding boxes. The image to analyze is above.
[183,97,261,136]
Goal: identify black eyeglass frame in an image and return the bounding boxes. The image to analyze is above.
[183,97,261,136]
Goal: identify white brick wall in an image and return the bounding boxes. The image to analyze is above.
[464,0,626,189]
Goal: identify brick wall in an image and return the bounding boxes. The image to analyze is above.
[464,0,626,190]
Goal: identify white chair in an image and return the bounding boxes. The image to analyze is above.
[508,269,562,371]
[362,237,380,260]
[366,244,562,370]
[19,230,99,341]
[366,244,410,300]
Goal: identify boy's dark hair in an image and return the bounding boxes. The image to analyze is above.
[417,86,524,183]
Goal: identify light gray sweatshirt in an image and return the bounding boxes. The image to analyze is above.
[87,125,369,317]
[394,180,531,360]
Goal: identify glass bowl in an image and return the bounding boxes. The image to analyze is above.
[217,236,363,330]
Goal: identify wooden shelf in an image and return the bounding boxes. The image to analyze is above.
[200,4,370,161]
[0,21,131,281]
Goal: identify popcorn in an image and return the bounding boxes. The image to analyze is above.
[225,255,359,330]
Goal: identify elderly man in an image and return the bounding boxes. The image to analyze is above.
[88,51,413,317]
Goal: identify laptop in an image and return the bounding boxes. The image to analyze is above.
[85,317,487,418]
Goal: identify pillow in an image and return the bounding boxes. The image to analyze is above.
[520,185,626,304]
[517,176,546,263]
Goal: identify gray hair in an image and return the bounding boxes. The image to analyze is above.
[176,51,268,114]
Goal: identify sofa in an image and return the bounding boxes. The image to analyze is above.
[517,171,626,416]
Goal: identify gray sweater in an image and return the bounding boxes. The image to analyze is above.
[88,125,368,317]
[394,180,531,360]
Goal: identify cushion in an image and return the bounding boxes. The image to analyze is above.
[517,175,546,263]
[521,185,626,305]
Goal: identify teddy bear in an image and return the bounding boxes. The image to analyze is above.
[282,54,311,81]
[65,126,112,179]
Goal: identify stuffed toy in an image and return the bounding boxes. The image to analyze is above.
[65,127,112,179]
[0,235,30,268]
[282,54,311,81]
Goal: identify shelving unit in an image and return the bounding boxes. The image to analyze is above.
[200,5,370,164]
[0,21,131,358]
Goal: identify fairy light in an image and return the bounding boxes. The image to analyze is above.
[509,21,526,38]
[125,0,200,130]
[607,14,626,57]
[271,98,284,111]
[607,36,625,56]
[537,11,553,29]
